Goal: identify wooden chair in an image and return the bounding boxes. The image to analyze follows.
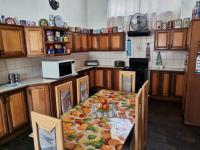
[76,75,89,105]
[141,80,149,150]
[131,88,143,150]
[119,71,136,93]
[31,111,64,150]
[55,81,73,118]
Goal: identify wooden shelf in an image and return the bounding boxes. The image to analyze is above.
[45,41,69,44]
[46,53,70,57]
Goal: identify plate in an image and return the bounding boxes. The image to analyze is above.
[39,19,48,27]
[5,18,16,25]
[54,15,64,27]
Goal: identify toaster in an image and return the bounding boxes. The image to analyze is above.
[114,60,126,67]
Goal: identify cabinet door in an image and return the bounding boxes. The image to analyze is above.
[25,27,45,57]
[154,31,170,50]
[170,29,187,50]
[104,69,113,90]
[5,90,28,132]
[0,25,26,57]
[113,69,121,91]
[95,69,104,88]
[89,69,95,90]
[92,35,99,50]
[73,33,81,51]
[81,34,88,51]
[67,33,73,51]
[27,85,51,116]
[174,73,185,97]
[88,35,92,51]
[110,33,125,51]
[99,34,110,50]
[0,97,8,138]
[160,72,171,97]
[150,71,160,96]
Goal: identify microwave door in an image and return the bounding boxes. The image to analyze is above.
[59,62,72,77]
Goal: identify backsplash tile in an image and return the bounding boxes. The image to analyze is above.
[0,52,89,84]
[89,34,187,69]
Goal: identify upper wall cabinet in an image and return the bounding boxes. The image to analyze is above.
[0,25,26,58]
[25,27,45,57]
[81,34,88,51]
[110,33,125,51]
[91,35,99,50]
[72,33,81,52]
[99,34,110,50]
[154,29,188,51]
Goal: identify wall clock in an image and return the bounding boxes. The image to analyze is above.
[49,0,59,10]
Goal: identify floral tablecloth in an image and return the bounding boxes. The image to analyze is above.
[62,90,136,150]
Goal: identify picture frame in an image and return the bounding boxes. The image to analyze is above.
[162,22,167,30]
[174,19,182,29]
[156,21,162,30]
[183,18,190,28]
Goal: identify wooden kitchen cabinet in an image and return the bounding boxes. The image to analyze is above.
[5,90,28,132]
[99,34,110,50]
[150,71,160,96]
[0,25,26,58]
[89,69,95,91]
[25,27,45,57]
[104,69,113,90]
[95,69,104,89]
[110,33,125,51]
[174,72,185,97]
[81,34,88,51]
[91,35,99,50]
[150,70,185,101]
[154,31,170,50]
[73,33,81,52]
[160,72,171,97]
[0,96,8,138]
[170,29,187,50]
[154,29,188,50]
[27,85,51,116]
[88,35,92,50]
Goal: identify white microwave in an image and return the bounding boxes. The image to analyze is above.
[42,59,76,79]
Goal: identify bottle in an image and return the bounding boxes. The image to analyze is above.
[146,43,150,61]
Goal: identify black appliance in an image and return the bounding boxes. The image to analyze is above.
[114,60,126,67]
[124,58,149,92]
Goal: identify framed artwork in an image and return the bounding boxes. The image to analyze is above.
[60,89,71,114]
[80,82,89,103]
[183,18,190,28]
[162,22,167,30]
[174,19,182,29]
[156,21,162,30]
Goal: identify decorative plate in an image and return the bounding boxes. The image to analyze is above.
[39,19,48,27]
[54,15,64,27]
[5,18,16,25]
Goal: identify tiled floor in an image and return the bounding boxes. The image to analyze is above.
[0,100,200,150]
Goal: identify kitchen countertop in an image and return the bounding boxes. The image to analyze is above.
[149,67,185,72]
[0,65,123,94]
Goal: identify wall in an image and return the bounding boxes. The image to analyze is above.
[0,0,87,27]
[0,53,89,84]
[87,0,108,28]
[88,0,194,68]
[0,0,89,84]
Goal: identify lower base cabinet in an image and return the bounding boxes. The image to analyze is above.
[0,96,8,138]
[0,89,29,144]
[150,70,185,101]
[27,85,51,116]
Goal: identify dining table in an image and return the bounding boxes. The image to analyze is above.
[61,89,136,150]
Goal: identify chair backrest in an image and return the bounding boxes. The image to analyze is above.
[55,81,73,118]
[76,75,89,105]
[141,80,149,150]
[31,111,64,150]
[119,71,136,93]
[132,88,143,150]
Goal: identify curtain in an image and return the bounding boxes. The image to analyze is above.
[107,0,182,30]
